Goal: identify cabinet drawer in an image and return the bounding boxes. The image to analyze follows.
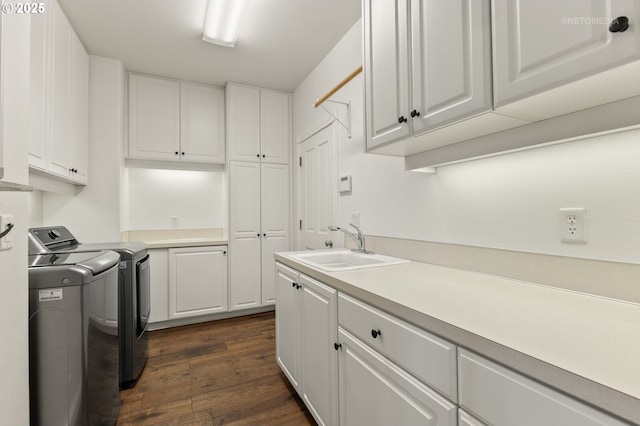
[459,350,627,426]
[338,293,457,401]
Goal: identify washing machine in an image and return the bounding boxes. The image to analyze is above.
[29,226,150,389]
[28,249,121,425]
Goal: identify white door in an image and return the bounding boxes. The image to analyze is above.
[410,0,492,134]
[229,161,262,311]
[363,0,411,149]
[300,275,338,426]
[275,264,301,390]
[338,328,457,426]
[493,0,640,106]
[261,163,289,305]
[260,89,290,164]
[128,74,180,161]
[298,124,337,250]
[227,84,261,162]
[168,247,228,319]
[180,83,225,164]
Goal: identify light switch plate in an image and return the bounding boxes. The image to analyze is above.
[0,214,14,250]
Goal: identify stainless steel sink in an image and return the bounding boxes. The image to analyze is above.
[289,249,409,272]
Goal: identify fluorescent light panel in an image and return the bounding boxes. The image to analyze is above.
[203,0,248,47]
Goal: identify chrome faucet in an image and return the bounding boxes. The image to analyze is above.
[328,223,373,254]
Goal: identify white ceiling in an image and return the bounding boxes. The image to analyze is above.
[58,0,361,92]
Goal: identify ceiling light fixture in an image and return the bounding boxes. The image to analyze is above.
[203,0,248,47]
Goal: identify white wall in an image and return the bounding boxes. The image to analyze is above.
[0,12,32,425]
[293,19,640,264]
[125,168,226,230]
[41,56,125,243]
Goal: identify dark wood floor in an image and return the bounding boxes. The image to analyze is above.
[117,312,315,425]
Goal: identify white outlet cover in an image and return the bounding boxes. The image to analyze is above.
[559,208,586,243]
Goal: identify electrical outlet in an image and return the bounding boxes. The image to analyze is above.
[170,216,178,228]
[0,214,14,250]
[559,208,586,243]
[351,212,360,227]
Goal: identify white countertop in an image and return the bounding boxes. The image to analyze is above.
[122,228,227,249]
[275,250,640,423]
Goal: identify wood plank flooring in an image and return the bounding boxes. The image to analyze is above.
[117,312,315,425]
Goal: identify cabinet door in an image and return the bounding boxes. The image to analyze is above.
[458,350,627,426]
[180,83,225,164]
[410,0,492,135]
[148,249,169,324]
[275,263,301,390]
[260,90,290,164]
[229,161,262,310]
[299,275,338,426]
[493,0,640,107]
[227,83,261,162]
[168,247,228,319]
[260,163,289,305]
[28,9,50,170]
[70,32,88,184]
[338,328,457,426]
[48,0,72,177]
[363,0,411,149]
[128,74,180,161]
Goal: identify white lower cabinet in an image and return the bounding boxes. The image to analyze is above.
[338,327,456,426]
[149,246,228,325]
[275,263,338,426]
[459,409,487,426]
[168,246,228,319]
[276,261,626,425]
[148,249,169,323]
[458,350,627,426]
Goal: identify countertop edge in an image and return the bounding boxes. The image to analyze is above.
[143,239,228,249]
[274,253,640,425]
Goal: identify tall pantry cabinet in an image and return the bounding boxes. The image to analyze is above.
[227,83,291,311]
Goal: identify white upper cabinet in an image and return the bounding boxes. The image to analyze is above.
[226,84,261,162]
[128,74,181,160]
[70,31,89,184]
[363,0,411,148]
[410,0,493,134]
[28,0,89,185]
[48,0,72,178]
[493,0,640,120]
[364,0,525,155]
[260,90,290,163]
[180,82,226,163]
[128,74,225,164]
[227,83,290,164]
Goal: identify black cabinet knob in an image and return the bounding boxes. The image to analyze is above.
[262,154,266,158]
[410,109,420,118]
[609,16,629,33]
[334,343,342,351]
[175,151,179,155]
[256,154,260,158]
[223,251,227,255]
[371,329,382,339]
[181,152,185,156]
[398,116,407,124]
[292,282,297,288]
